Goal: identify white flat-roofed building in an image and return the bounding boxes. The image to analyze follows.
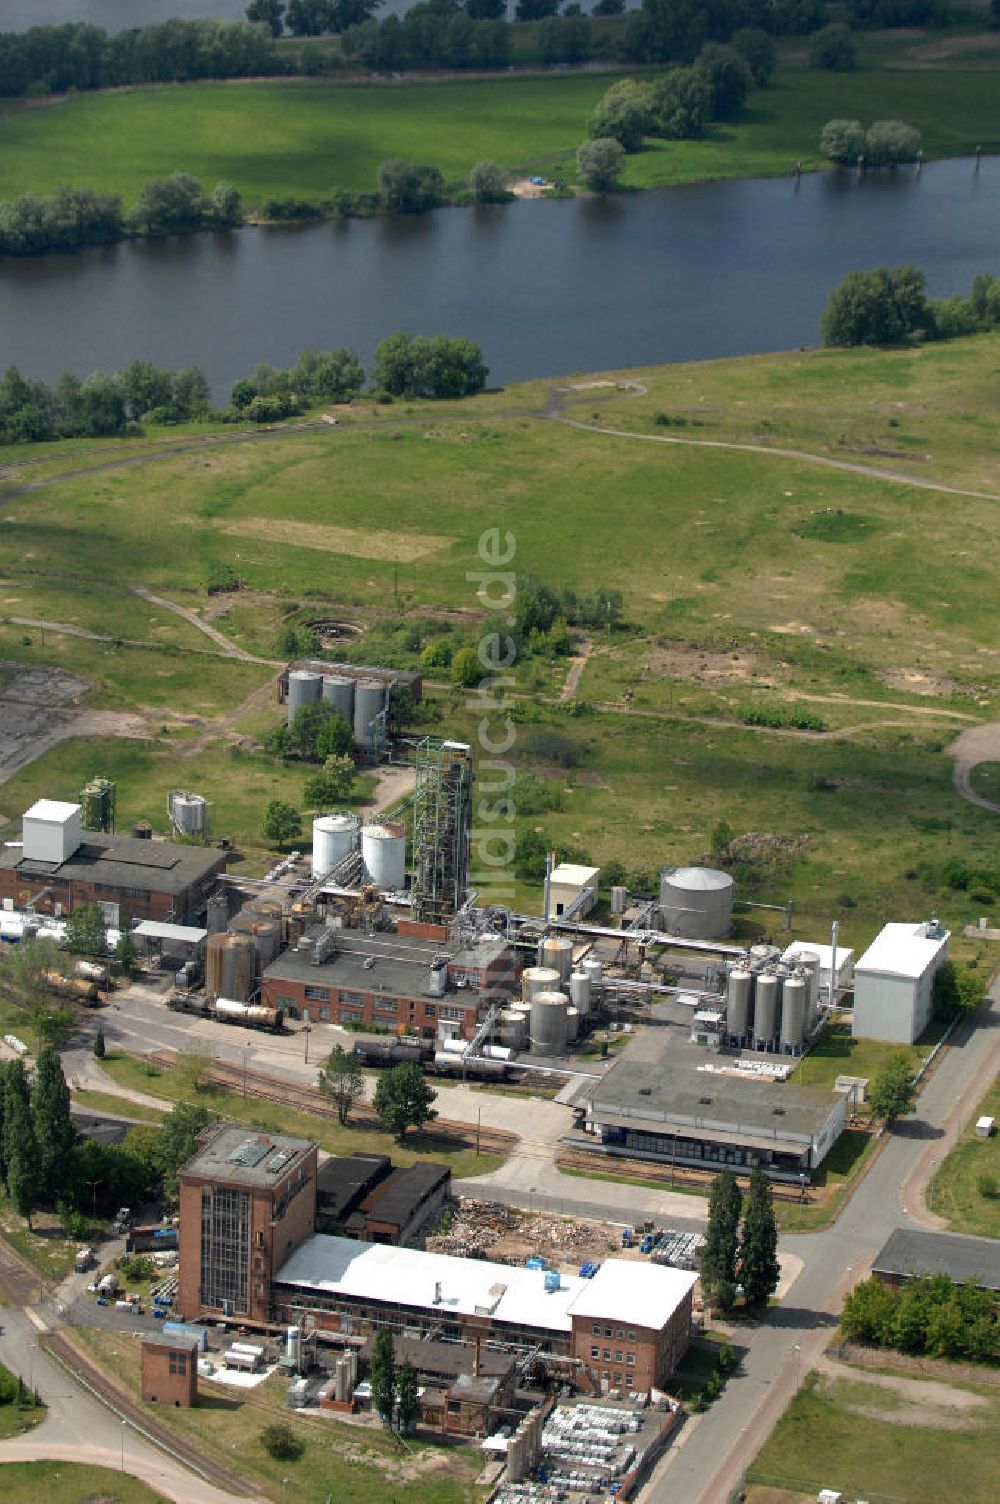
[22,799,82,865]
[274,1234,695,1388]
[548,863,600,920]
[852,919,950,1044]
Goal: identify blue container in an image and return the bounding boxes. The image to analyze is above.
[163,1320,208,1351]
[544,1270,561,1292]
[525,1256,546,1270]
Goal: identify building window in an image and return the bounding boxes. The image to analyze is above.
[614,1372,623,1386]
[591,1347,599,1359]
[615,1328,624,1340]
[303,985,330,1002]
[627,1330,636,1341]
[168,1352,187,1375]
[627,1354,635,1366]
[592,1324,601,1336]
[425,1005,436,1018]
[602,1349,611,1360]
[604,1326,612,1337]
[200,1185,249,1313]
[615,1351,623,1363]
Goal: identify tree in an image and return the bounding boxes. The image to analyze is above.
[821,265,929,347]
[373,1062,437,1141]
[370,1326,396,1421]
[865,119,920,167]
[63,901,107,957]
[114,930,138,976]
[127,172,209,235]
[4,1071,38,1227]
[378,159,445,213]
[316,712,354,761]
[259,1421,304,1459]
[373,333,487,399]
[576,138,624,192]
[246,0,286,36]
[32,1046,76,1204]
[209,181,243,226]
[514,828,548,881]
[0,937,72,1051]
[701,1168,742,1311]
[292,346,364,402]
[450,646,481,689]
[870,1052,917,1125]
[820,118,866,165]
[397,1359,419,1432]
[303,754,357,808]
[318,1044,365,1125]
[693,44,752,122]
[469,160,509,204]
[732,27,775,87]
[840,1275,898,1345]
[588,80,651,153]
[738,1164,780,1308]
[93,1023,106,1059]
[154,1102,214,1188]
[647,68,710,140]
[263,799,303,848]
[515,0,558,16]
[808,23,856,71]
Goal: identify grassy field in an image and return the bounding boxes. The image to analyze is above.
[791,1019,941,1095]
[0,1462,168,1502]
[72,1325,481,1504]
[0,34,997,206]
[749,1367,1000,1504]
[928,1068,1000,1236]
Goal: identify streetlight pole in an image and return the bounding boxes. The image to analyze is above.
[121,1419,127,1471]
[304,1025,312,1064]
[241,1046,248,1099]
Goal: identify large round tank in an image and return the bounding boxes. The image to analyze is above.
[726,968,752,1039]
[541,935,574,984]
[171,790,206,836]
[312,813,359,876]
[499,1008,528,1050]
[565,1006,579,1042]
[754,972,780,1046]
[569,970,591,1017]
[794,951,822,1024]
[353,679,386,747]
[780,976,806,1051]
[529,991,569,1054]
[658,866,734,939]
[222,933,256,1002]
[206,891,229,934]
[250,919,281,971]
[521,966,561,1002]
[205,932,228,999]
[361,822,406,890]
[286,669,323,724]
[582,957,603,986]
[321,674,355,725]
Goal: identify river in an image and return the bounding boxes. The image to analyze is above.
[0,158,994,400]
[0,0,531,29]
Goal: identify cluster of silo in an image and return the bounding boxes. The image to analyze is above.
[361,821,406,891]
[206,931,257,1002]
[658,866,734,940]
[537,934,574,983]
[229,898,286,976]
[311,812,359,877]
[286,668,323,724]
[723,948,820,1054]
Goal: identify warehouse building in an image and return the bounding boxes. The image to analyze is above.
[261,928,518,1039]
[872,1228,1000,1293]
[583,1060,846,1182]
[316,1152,450,1246]
[852,919,950,1044]
[274,1236,696,1390]
[0,799,226,926]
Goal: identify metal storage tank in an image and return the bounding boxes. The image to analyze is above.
[529,991,569,1054]
[582,956,603,986]
[249,919,281,972]
[541,935,574,984]
[353,679,386,747]
[311,813,359,876]
[780,976,807,1051]
[499,1008,527,1050]
[286,669,323,724]
[610,885,628,916]
[205,932,228,999]
[795,950,822,1024]
[726,968,753,1039]
[565,1006,579,1042]
[321,674,355,724]
[427,961,448,998]
[170,791,207,836]
[521,966,561,1002]
[361,822,406,890]
[568,970,591,1017]
[222,933,255,1002]
[658,866,734,939]
[206,891,229,934]
[754,972,780,1046]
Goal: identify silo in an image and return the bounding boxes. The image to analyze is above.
[361,822,406,890]
[249,919,281,972]
[222,933,256,1002]
[499,1008,527,1050]
[565,1006,579,1042]
[353,679,386,747]
[205,933,229,999]
[541,935,574,984]
[521,966,561,1003]
[529,991,569,1054]
[795,951,822,1027]
[171,791,207,836]
[658,866,734,940]
[610,886,628,916]
[321,674,355,725]
[780,976,806,1052]
[726,968,752,1040]
[569,970,591,1017]
[312,813,360,876]
[582,957,603,986]
[206,891,229,934]
[754,972,780,1046]
[286,669,323,724]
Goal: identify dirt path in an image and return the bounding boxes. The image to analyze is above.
[948,721,1000,815]
[0,707,149,787]
[559,636,592,701]
[182,672,280,759]
[814,1351,987,1415]
[133,587,278,664]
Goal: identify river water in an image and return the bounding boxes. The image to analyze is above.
[0,158,994,399]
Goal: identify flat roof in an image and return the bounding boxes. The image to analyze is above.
[264,929,480,1004]
[550,864,600,887]
[133,921,208,944]
[0,830,224,897]
[180,1124,316,1189]
[143,1332,199,1353]
[781,942,855,975]
[873,1228,1000,1291]
[856,922,949,980]
[275,1236,692,1336]
[363,1162,450,1226]
[24,799,80,823]
[590,1059,842,1146]
[317,1154,391,1219]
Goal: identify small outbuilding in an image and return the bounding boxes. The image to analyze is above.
[975,1116,995,1139]
[141,1333,199,1406]
[547,863,600,920]
[851,919,949,1045]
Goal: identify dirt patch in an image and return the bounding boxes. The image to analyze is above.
[510,177,548,198]
[840,1398,983,1429]
[879,666,985,699]
[643,639,776,687]
[890,32,1000,67]
[428,1198,623,1270]
[214,516,452,560]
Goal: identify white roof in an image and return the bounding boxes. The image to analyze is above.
[550,864,600,887]
[856,922,949,981]
[781,942,854,974]
[24,799,81,823]
[132,921,208,944]
[276,1236,692,1336]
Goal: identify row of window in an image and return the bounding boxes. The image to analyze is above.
[591,1323,638,1340]
[591,1348,636,1365]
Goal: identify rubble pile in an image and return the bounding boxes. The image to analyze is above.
[427,1199,619,1269]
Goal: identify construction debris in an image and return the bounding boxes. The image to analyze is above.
[428,1199,621,1270]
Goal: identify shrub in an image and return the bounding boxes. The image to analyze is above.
[809,23,857,71]
[866,120,921,166]
[260,1422,304,1460]
[820,118,866,165]
[576,137,624,192]
[977,1173,998,1199]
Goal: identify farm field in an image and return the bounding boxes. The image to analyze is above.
[0,42,998,206]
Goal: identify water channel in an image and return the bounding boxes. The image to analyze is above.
[0,157,994,400]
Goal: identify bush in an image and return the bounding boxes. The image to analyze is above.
[820,118,866,165]
[866,119,921,166]
[469,160,510,204]
[977,1173,998,1199]
[809,23,857,70]
[576,137,624,192]
[821,264,929,347]
[260,1422,304,1460]
[588,80,652,152]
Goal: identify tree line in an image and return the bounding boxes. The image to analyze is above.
[0,173,241,258]
[841,1273,999,1364]
[822,266,1000,347]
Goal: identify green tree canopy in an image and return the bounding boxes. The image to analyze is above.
[588,80,651,152]
[820,118,866,165]
[739,1164,780,1308]
[821,265,929,347]
[373,1062,437,1141]
[0,937,72,1050]
[4,1066,38,1227]
[377,159,445,214]
[701,1167,742,1311]
[576,137,624,192]
[469,160,509,204]
[870,1052,917,1125]
[64,901,107,957]
[397,1358,419,1431]
[263,799,303,848]
[303,754,357,809]
[317,1044,365,1125]
[808,23,856,71]
[370,1326,396,1420]
[32,1045,76,1203]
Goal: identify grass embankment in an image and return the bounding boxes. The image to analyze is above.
[0,1361,45,1441]
[0,33,997,205]
[748,1367,1000,1504]
[99,1052,503,1181]
[72,1325,481,1504]
[928,1069,1000,1236]
[0,1463,167,1503]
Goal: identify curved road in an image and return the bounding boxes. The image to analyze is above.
[948,722,1000,815]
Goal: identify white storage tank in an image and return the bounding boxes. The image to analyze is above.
[565,1005,579,1042]
[353,679,386,747]
[754,972,781,1046]
[726,968,752,1039]
[541,935,574,983]
[361,822,406,890]
[499,1008,528,1050]
[659,866,734,939]
[781,975,807,1052]
[170,790,207,836]
[521,966,561,1002]
[286,669,323,724]
[582,956,603,987]
[568,970,591,1017]
[311,812,359,876]
[321,674,355,724]
[529,991,569,1054]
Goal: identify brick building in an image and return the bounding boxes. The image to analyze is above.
[177,1125,317,1324]
[0,799,226,927]
[141,1334,199,1406]
[261,929,519,1039]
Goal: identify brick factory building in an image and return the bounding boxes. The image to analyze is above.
[141,1334,199,1406]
